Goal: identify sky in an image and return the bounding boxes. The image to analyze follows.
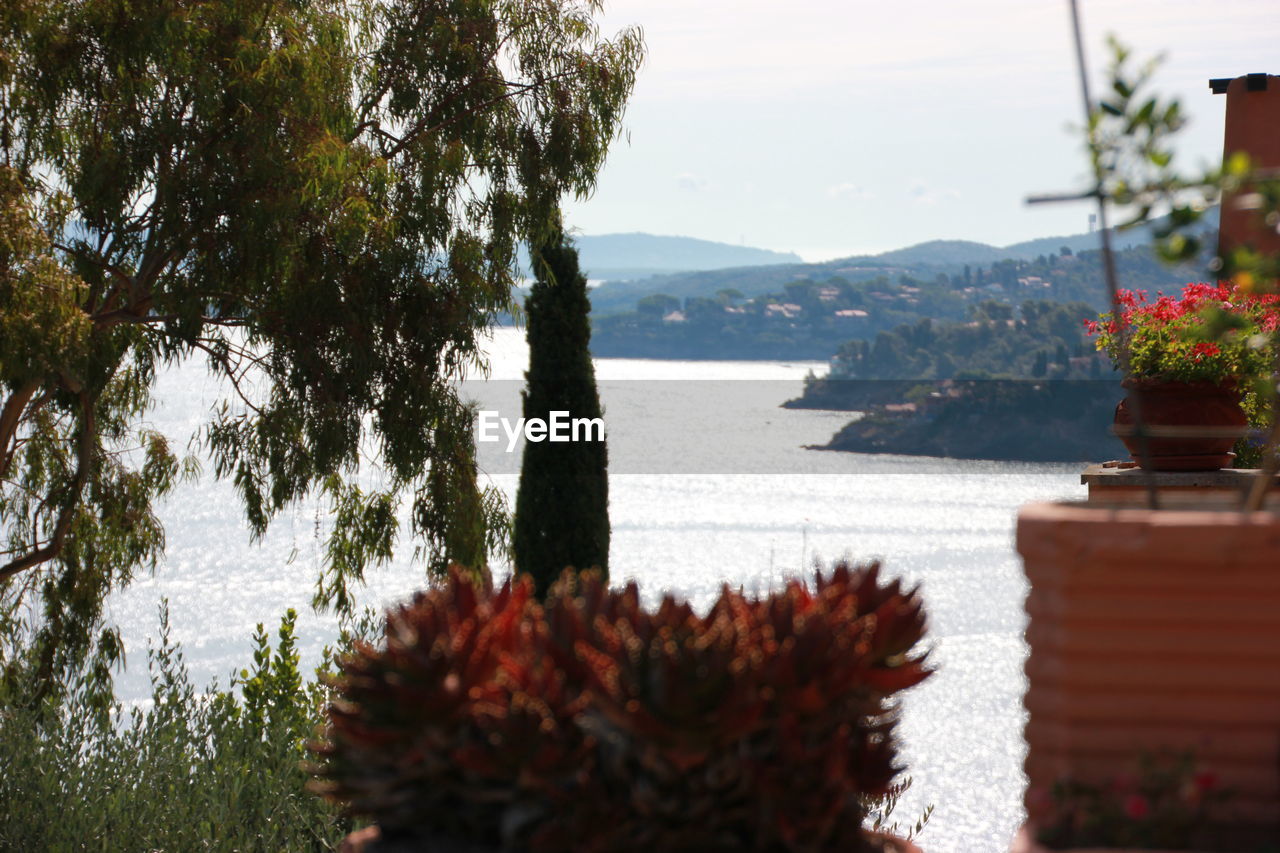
[562,0,1279,262]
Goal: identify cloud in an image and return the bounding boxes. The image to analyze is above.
[907,180,961,206]
[677,172,708,192]
[827,182,875,201]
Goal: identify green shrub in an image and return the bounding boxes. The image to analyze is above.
[312,562,932,852]
[0,605,353,852]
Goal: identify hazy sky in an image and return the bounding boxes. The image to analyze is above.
[562,0,1278,261]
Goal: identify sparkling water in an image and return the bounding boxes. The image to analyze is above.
[106,326,1084,852]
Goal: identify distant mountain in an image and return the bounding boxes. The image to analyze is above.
[869,231,1156,267]
[873,240,1010,266]
[585,210,1218,317]
[588,262,823,317]
[586,243,973,317]
[866,222,1174,267]
[1001,230,1147,260]
[570,233,802,281]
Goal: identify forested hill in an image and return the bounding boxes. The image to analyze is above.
[793,301,1127,463]
[827,299,1101,381]
[585,214,1215,319]
[589,243,1198,360]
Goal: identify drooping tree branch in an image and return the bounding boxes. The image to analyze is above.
[0,0,643,662]
[0,389,95,582]
[0,379,40,480]
[189,338,266,417]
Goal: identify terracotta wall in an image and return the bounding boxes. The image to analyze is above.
[1018,502,1280,833]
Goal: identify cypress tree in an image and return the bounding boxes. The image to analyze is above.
[513,230,610,595]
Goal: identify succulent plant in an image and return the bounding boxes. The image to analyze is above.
[309,572,590,848]
[311,561,931,852]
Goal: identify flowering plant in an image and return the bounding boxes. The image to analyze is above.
[1085,281,1278,385]
[1029,753,1229,850]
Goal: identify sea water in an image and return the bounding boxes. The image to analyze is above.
[105,326,1084,853]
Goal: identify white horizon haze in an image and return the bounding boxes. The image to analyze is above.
[564,0,1278,262]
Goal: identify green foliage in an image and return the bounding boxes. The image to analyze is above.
[1032,349,1049,378]
[1083,39,1280,489]
[1234,388,1274,468]
[513,230,609,595]
[591,244,1192,362]
[635,293,681,316]
[1087,39,1280,286]
[0,0,642,693]
[826,300,1098,382]
[0,605,352,851]
[312,564,931,852]
[1088,37,1210,259]
[821,379,1126,463]
[0,166,192,713]
[1086,283,1276,385]
[864,777,933,843]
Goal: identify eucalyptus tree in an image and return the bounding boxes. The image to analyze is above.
[0,0,642,697]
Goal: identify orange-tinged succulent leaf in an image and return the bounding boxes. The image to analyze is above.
[311,561,929,852]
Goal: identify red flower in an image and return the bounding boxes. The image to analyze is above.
[1191,342,1221,361]
[1193,770,1218,792]
[1086,280,1276,384]
[1123,794,1150,820]
[1117,289,1140,308]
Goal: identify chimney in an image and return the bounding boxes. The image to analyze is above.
[1211,73,1280,259]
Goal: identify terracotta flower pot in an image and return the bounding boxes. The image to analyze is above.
[1112,379,1246,471]
[1016,501,1280,846]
